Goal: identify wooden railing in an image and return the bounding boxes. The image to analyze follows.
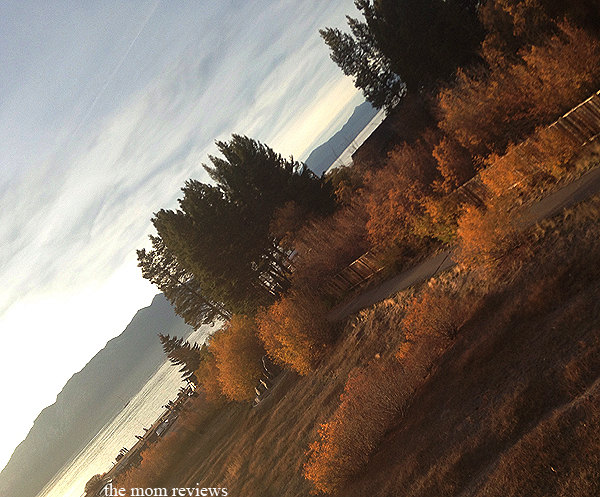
[325,89,600,299]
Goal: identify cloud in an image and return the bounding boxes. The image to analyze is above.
[0,0,363,471]
[1,0,362,316]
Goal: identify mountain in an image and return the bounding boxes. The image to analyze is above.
[304,101,379,176]
[0,293,192,497]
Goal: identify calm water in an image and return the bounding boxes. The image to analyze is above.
[36,325,214,497]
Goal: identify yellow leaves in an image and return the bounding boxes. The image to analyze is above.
[304,360,405,493]
[456,197,526,273]
[208,315,264,402]
[256,291,331,375]
[194,353,225,404]
[438,22,600,159]
[364,141,439,247]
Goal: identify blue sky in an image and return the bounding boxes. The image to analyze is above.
[0,0,364,470]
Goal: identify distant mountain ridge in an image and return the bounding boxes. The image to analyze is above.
[0,293,192,497]
[304,101,378,176]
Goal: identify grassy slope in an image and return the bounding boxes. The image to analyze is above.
[344,199,600,496]
[163,195,600,497]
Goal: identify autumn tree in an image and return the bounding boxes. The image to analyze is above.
[304,360,405,493]
[432,136,477,193]
[437,22,600,158]
[364,139,440,248]
[193,349,225,404]
[290,202,370,297]
[256,291,332,374]
[456,200,524,269]
[208,315,265,402]
[479,0,600,57]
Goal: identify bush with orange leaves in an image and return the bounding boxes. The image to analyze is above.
[403,285,464,340]
[304,269,483,494]
[364,139,439,248]
[208,314,265,402]
[456,198,525,270]
[438,22,600,158]
[432,135,477,193]
[481,126,581,198]
[256,291,332,375]
[303,360,405,494]
[194,349,226,404]
[291,203,370,296]
[402,269,482,343]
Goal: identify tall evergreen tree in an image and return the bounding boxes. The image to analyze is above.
[158,334,207,383]
[137,234,231,328]
[143,135,336,315]
[152,181,272,314]
[320,20,405,111]
[321,0,485,106]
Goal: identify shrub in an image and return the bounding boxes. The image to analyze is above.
[209,315,265,402]
[114,430,186,491]
[194,351,226,404]
[256,291,331,374]
[437,22,600,158]
[403,283,471,340]
[364,140,439,248]
[291,203,370,295]
[456,199,524,269]
[304,360,405,493]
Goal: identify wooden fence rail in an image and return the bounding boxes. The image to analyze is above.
[325,88,600,299]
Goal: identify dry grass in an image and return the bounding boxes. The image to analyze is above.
[142,192,600,497]
[339,195,600,496]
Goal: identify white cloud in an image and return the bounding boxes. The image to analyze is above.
[0,0,364,472]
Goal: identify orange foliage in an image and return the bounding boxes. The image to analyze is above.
[303,360,404,494]
[194,351,226,404]
[402,279,479,340]
[438,22,600,158]
[456,201,523,267]
[304,276,480,493]
[114,431,185,491]
[256,291,331,375]
[365,140,439,247]
[432,136,477,192]
[516,23,600,117]
[291,204,370,294]
[209,315,265,402]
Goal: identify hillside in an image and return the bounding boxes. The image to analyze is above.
[304,101,378,176]
[0,293,192,497]
[149,190,600,497]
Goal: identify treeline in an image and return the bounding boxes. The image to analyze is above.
[137,0,600,415]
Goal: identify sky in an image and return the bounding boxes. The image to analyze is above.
[0,0,365,471]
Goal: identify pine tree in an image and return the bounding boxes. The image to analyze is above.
[321,0,484,106]
[319,23,405,111]
[158,334,208,383]
[137,234,230,328]
[142,135,336,316]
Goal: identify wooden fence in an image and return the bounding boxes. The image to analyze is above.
[325,89,600,299]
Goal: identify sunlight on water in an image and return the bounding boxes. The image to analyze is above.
[36,325,214,497]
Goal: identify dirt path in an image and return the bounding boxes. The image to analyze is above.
[328,165,600,322]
